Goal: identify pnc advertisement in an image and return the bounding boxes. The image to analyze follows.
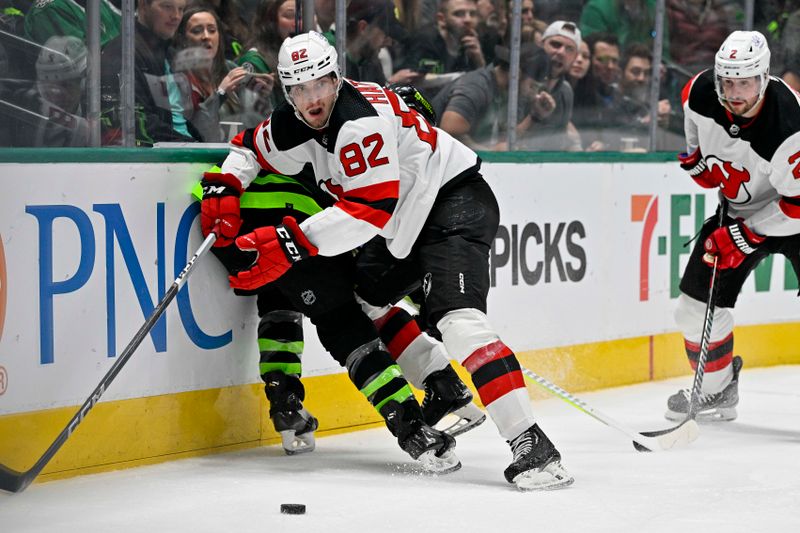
[0,160,798,416]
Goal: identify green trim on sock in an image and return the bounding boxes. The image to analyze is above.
[360,364,403,398]
[374,386,414,412]
[258,339,304,354]
[259,362,303,375]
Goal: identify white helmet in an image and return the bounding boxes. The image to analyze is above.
[714,30,770,110]
[36,35,87,82]
[278,32,340,92]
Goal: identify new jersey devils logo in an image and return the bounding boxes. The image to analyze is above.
[706,155,752,204]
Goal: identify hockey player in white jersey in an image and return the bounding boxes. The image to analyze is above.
[667,30,800,421]
[204,31,572,491]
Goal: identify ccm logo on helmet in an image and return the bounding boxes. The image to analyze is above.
[291,49,308,62]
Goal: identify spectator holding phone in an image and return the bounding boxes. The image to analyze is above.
[434,43,550,151]
[172,5,249,142]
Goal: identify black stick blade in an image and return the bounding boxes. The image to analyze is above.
[0,463,30,493]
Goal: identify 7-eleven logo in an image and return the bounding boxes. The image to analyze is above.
[631,195,658,301]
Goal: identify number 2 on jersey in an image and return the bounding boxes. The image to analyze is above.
[789,150,800,180]
[340,133,390,177]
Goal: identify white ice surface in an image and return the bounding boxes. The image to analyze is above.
[2,366,800,533]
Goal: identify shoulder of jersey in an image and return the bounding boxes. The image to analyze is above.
[328,81,381,133]
[682,69,717,115]
[763,77,800,137]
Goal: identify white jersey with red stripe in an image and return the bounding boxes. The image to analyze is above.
[219,79,480,258]
[682,69,800,236]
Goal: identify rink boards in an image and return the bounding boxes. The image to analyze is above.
[0,150,797,481]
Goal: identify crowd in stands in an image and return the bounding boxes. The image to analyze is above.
[1,0,799,150]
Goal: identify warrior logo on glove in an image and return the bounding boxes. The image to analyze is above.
[703,220,765,269]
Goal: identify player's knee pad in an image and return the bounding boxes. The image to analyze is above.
[436,308,500,364]
[674,293,733,342]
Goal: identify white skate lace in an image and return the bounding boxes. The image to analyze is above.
[509,430,536,462]
[680,389,717,406]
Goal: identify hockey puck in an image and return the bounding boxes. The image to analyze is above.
[280,503,306,515]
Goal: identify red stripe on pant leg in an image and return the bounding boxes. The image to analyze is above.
[475,370,525,406]
[373,307,402,331]
[701,352,733,372]
[463,340,513,374]
[386,320,420,360]
[686,333,733,370]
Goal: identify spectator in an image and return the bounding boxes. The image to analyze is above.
[613,42,674,150]
[517,20,581,150]
[434,43,549,151]
[27,35,89,147]
[580,0,670,58]
[404,0,486,75]
[519,0,548,46]
[194,0,251,60]
[315,0,335,32]
[568,39,591,89]
[101,0,196,146]
[474,0,502,64]
[667,0,742,74]
[344,0,410,85]
[24,0,121,47]
[236,0,291,112]
[172,5,250,141]
[571,32,620,148]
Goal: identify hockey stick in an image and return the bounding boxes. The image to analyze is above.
[521,366,699,452]
[0,232,217,493]
[686,253,721,420]
[682,200,728,421]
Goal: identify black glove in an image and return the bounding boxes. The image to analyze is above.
[387,83,437,126]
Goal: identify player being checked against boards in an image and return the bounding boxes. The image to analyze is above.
[669,30,800,421]
[202,31,572,490]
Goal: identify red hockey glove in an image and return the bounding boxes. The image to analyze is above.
[678,148,720,189]
[201,172,243,247]
[703,220,765,269]
[228,216,318,290]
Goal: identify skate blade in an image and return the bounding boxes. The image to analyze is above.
[513,460,574,491]
[437,403,487,437]
[417,449,462,474]
[665,407,737,423]
[280,430,316,456]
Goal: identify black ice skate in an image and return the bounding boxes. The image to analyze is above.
[421,365,486,437]
[665,355,743,422]
[264,372,318,455]
[381,399,461,474]
[504,424,573,491]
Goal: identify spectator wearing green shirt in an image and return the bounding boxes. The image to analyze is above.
[24,0,121,47]
[579,0,670,60]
